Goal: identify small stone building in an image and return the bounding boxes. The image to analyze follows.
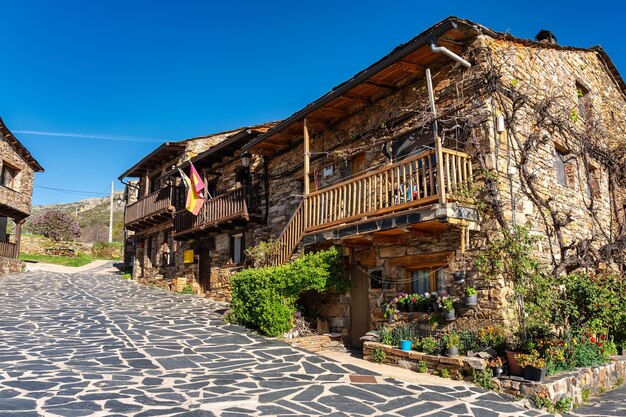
[121,17,626,346]
[0,118,44,274]
[119,123,276,299]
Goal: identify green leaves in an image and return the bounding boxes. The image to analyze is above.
[229,247,348,337]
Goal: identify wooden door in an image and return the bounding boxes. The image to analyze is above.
[350,266,370,349]
[198,242,211,294]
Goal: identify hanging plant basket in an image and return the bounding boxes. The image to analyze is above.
[453,271,465,283]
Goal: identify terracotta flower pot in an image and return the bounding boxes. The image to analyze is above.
[505,350,524,377]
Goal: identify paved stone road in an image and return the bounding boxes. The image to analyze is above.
[0,271,551,417]
[572,385,626,416]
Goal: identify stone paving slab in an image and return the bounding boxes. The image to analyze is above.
[571,385,626,416]
[0,271,552,416]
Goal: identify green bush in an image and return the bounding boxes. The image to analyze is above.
[372,348,386,363]
[91,241,122,260]
[229,247,348,337]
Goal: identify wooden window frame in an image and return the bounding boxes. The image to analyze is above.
[405,263,447,294]
[0,162,18,190]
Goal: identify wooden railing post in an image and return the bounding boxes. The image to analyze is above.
[303,119,310,231]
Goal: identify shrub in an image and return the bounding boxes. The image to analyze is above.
[372,348,386,364]
[420,337,438,354]
[417,361,428,373]
[29,209,81,241]
[440,369,450,378]
[472,368,497,391]
[229,247,348,337]
[181,284,193,294]
[555,396,572,413]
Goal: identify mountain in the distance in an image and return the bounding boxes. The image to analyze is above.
[26,192,126,243]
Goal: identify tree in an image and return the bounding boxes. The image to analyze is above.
[30,209,81,242]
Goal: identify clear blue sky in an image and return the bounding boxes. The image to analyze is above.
[1,0,623,205]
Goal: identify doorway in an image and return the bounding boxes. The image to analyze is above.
[198,240,212,294]
[350,265,370,349]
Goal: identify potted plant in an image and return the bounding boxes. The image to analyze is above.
[465,286,478,306]
[431,292,441,312]
[444,331,461,356]
[408,293,420,312]
[396,292,408,312]
[453,271,465,283]
[383,304,397,323]
[515,351,547,382]
[417,294,428,312]
[488,357,504,377]
[440,295,455,321]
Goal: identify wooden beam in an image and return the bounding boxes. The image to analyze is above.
[364,80,396,90]
[394,61,423,74]
[343,94,371,104]
[316,106,349,117]
[388,251,452,267]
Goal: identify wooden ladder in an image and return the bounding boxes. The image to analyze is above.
[272,199,306,265]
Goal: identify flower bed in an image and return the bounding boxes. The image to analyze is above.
[497,356,626,406]
[363,341,487,380]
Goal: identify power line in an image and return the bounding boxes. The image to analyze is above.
[34,185,110,196]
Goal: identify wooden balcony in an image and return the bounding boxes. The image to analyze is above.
[0,241,17,259]
[305,148,471,232]
[272,148,474,265]
[173,186,260,239]
[124,185,184,232]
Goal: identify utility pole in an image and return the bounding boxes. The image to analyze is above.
[109,180,114,243]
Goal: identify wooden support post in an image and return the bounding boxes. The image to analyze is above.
[303,119,310,230]
[460,225,466,254]
[15,220,23,259]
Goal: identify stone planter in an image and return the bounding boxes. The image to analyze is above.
[444,309,456,321]
[447,346,459,357]
[523,365,547,382]
[505,350,524,377]
[465,294,477,306]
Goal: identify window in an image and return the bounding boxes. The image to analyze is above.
[369,270,390,289]
[0,163,18,189]
[231,233,244,264]
[576,83,591,121]
[149,174,160,193]
[350,153,366,177]
[408,267,445,294]
[587,164,601,199]
[555,150,568,186]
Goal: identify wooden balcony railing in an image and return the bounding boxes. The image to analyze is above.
[124,185,184,227]
[0,241,17,259]
[271,147,473,264]
[173,186,259,236]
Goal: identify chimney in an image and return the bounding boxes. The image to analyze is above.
[535,30,558,45]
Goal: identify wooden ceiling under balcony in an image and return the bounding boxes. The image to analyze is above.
[246,20,478,155]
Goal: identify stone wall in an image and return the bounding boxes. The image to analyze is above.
[283,335,347,353]
[0,256,24,274]
[363,341,487,381]
[0,134,35,217]
[497,356,626,406]
[20,235,93,256]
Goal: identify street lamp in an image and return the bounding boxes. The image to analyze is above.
[241,151,252,169]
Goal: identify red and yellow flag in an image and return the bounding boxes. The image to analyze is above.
[178,163,205,215]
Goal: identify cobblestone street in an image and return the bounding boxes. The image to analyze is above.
[0,271,551,417]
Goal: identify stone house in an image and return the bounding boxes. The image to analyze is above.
[119,123,275,299]
[122,17,626,346]
[0,118,44,274]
